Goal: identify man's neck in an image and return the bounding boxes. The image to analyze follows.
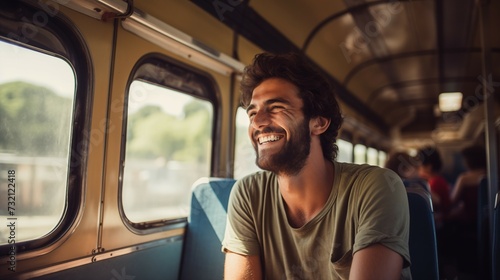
[277,156,334,228]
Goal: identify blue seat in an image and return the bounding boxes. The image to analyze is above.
[493,192,499,280]
[179,178,236,280]
[402,178,430,192]
[406,186,440,280]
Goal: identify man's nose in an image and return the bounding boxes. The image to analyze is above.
[251,109,271,129]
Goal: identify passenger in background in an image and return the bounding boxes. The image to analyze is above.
[385,150,433,192]
[384,151,418,179]
[449,145,487,224]
[447,145,486,276]
[416,146,451,224]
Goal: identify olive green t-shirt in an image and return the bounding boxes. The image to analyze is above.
[222,162,411,279]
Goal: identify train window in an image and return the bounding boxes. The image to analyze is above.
[378,150,387,167]
[367,147,379,166]
[121,80,214,223]
[354,144,367,164]
[234,107,261,179]
[337,139,353,163]
[0,40,75,244]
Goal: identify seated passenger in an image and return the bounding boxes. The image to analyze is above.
[222,52,411,279]
[416,146,451,224]
[449,145,487,225]
[384,151,419,179]
[446,145,487,278]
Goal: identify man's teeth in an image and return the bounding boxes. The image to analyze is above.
[259,135,281,144]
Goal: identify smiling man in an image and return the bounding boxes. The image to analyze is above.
[222,52,412,279]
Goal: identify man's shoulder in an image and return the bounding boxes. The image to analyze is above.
[233,171,277,194]
[237,170,275,184]
[335,162,405,194]
[229,171,279,211]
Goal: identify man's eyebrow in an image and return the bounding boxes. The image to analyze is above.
[265,98,291,106]
[246,104,255,113]
[246,98,291,113]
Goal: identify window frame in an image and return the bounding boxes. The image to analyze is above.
[118,53,220,233]
[0,1,92,256]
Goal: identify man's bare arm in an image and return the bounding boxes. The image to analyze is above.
[349,244,403,280]
[224,250,262,280]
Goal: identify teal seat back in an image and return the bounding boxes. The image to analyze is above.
[180,178,236,280]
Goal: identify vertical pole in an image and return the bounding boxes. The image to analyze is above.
[478,0,498,267]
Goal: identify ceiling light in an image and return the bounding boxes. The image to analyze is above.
[439,92,462,112]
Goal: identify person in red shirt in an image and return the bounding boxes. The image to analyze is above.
[416,146,451,223]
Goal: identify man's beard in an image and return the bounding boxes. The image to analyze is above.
[254,119,311,176]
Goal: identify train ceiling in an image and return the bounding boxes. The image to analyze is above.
[192,0,500,144]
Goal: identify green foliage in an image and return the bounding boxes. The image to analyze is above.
[126,100,212,163]
[0,80,213,164]
[0,81,72,156]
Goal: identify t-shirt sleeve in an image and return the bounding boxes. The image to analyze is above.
[353,167,411,267]
[221,178,261,256]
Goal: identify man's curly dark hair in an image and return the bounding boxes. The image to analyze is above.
[240,52,343,161]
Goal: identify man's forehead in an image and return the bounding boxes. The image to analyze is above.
[250,78,301,103]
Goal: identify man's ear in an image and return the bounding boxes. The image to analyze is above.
[310,116,331,135]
